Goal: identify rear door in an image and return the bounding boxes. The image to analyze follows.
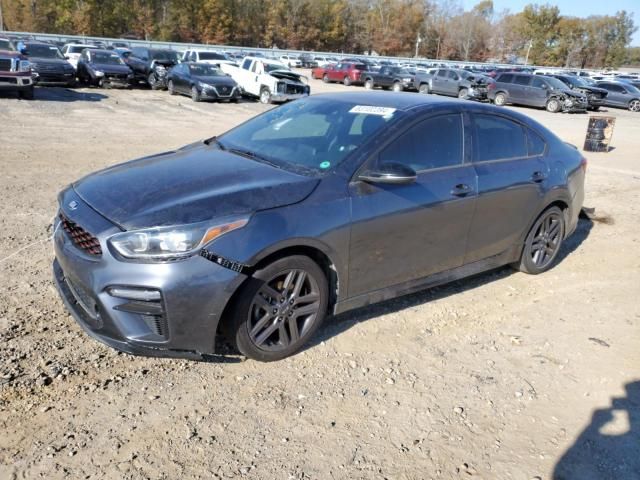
[348,113,477,297]
[465,113,550,263]
[329,63,343,81]
[509,75,531,104]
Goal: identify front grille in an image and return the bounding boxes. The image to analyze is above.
[59,213,102,255]
[0,59,13,71]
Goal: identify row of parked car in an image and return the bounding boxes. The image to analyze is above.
[311,61,640,113]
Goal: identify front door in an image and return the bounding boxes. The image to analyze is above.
[348,113,477,298]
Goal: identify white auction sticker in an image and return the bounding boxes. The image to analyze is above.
[349,105,396,116]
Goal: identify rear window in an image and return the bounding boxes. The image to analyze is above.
[527,129,546,156]
[353,64,367,70]
[198,52,227,60]
[497,74,514,83]
[474,114,527,161]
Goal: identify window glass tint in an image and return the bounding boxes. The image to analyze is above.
[379,114,463,171]
[513,75,531,85]
[527,129,546,156]
[474,115,527,161]
[498,73,514,83]
[437,70,447,77]
[448,70,459,80]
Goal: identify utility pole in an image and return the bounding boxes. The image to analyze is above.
[414,34,422,58]
[524,39,533,65]
[0,0,4,32]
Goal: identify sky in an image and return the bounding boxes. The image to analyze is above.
[462,0,640,46]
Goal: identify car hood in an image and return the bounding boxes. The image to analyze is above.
[30,58,73,69]
[270,69,305,82]
[89,63,131,74]
[73,142,319,230]
[576,85,608,95]
[192,74,235,86]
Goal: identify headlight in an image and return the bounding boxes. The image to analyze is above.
[403,77,412,82]
[95,70,105,77]
[108,218,248,261]
[18,60,31,72]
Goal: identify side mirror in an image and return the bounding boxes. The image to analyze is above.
[359,162,417,185]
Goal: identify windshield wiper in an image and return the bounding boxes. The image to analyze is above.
[227,148,281,169]
[204,136,226,150]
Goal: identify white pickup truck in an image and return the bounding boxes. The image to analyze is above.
[221,56,310,104]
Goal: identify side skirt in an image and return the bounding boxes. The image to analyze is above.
[334,248,518,315]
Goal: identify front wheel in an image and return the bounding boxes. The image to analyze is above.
[392,81,403,92]
[418,83,430,94]
[514,206,565,274]
[546,98,561,113]
[322,74,329,83]
[148,72,161,90]
[191,85,201,102]
[168,80,177,95]
[628,99,640,112]
[458,88,469,99]
[230,255,329,361]
[259,87,272,104]
[364,79,374,90]
[494,92,507,106]
[19,86,34,100]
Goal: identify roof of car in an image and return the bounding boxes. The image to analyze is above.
[311,91,474,111]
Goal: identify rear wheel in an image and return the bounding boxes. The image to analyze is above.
[364,79,374,90]
[546,98,561,113]
[418,83,430,94]
[494,92,507,106]
[628,99,640,112]
[168,80,176,95]
[343,76,351,86]
[191,85,201,102]
[514,206,565,274]
[230,255,329,361]
[322,74,329,83]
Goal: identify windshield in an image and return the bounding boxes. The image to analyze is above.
[264,62,289,73]
[218,98,403,175]
[545,77,568,90]
[150,50,180,62]
[91,51,124,65]
[626,83,640,94]
[69,46,93,54]
[27,44,64,59]
[189,64,222,76]
[0,39,15,51]
[198,52,227,60]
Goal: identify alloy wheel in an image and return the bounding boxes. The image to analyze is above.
[494,93,506,105]
[528,211,563,269]
[247,269,321,352]
[629,99,640,112]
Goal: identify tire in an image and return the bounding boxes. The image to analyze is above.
[514,206,565,275]
[66,79,77,88]
[191,85,201,102]
[259,86,272,104]
[392,81,403,92]
[628,99,640,112]
[19,86,34,100]
[546,98,561,113]
[229,255,329,362]
[589,106,600,112]
[364,79,374,90]
[343,76,351,86]
[322,74,329,83]
[494,92,507,106]
[148,72,161,90]
[168,80,177,95]
[458,88,468,99]
[418,83,430,94]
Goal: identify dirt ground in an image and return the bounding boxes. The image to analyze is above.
[0,75,639,480]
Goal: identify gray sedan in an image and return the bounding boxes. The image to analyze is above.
[596,81,640,112]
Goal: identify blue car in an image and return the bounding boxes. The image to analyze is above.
[53,93,586,361]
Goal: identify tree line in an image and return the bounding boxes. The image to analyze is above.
[1,0,637,67]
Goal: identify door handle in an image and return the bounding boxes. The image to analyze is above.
[451,183,473,196]
[531,171,547,183]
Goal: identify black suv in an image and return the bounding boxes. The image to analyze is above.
[546,74,608,111]
[23,41,76,87]
[488,73,587,113]
[127,47,181,89]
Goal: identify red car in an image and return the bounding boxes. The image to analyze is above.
[311,63,335,80]
[0,38,34,99]
[317,62,367,86]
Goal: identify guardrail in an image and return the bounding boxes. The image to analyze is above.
[1,29,537,69]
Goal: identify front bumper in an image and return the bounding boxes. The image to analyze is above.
[0,74,33,89]
[33,71,75,85]
[52,189,247,358]
[200,85,241,100]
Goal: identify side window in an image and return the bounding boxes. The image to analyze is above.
[448,71,459,80]
[379,114,463,171]
[526,129,546,156]
[250,61,258,73]
[474,114,527,162]
[514,75,531,86]
[437,70,447,78]
[498,74,513,83]
[531,77,546,88]
[336,63,343,70]
[241,58,252,70]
